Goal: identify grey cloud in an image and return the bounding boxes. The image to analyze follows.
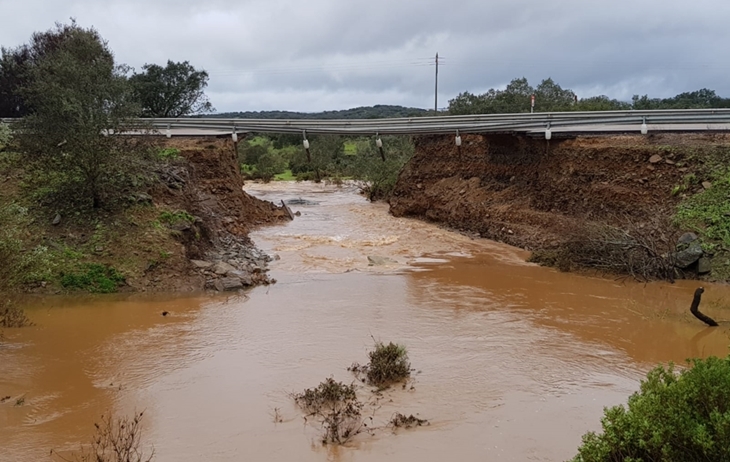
[1,0,729,112]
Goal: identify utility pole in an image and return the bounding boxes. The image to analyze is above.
[434,52,439,113]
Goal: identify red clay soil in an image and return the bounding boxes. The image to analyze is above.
[131,137,288,291]
[390,133,730,251]
[156,137,288,239]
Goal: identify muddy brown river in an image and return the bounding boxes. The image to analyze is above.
[2,182,730,461]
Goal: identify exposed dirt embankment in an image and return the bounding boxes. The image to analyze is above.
[390,133,730,276]
[141,137,289,291]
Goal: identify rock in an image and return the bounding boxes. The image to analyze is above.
[368,256,397,266]
[698,257,712,274]
[213,261,237,275]
[135,192,153,204]
[191,260,213,269]
[228,270,253,286]
[665,159,676,165]
[52,213,61,226]
[214,277,244,292]
[649,154,663,164]
[702,181,712,190]
[674,241,703,268]
[677,232,698,245]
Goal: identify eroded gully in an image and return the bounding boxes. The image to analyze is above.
[2,181,730,462]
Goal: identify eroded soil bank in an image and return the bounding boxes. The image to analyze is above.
[390,133,730,278]
[146,137,289,291]
[4,137,288,294]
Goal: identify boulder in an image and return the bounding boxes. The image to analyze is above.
[228,270,253,286]
[698,257,712,274]
[191,260,213,269]
[674,241,703,268]
[677,232,699,245]
[368,256,397,266]
[213,261,237,275]
[52,213,61,226]
[649,154,663,164]
[214,277,244,292]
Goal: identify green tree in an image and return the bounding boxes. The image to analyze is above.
[350,136,413,200]
[0,21,84,117]
[289,135,344,181]
[16,22,150,210]
[534,78,576,112]
[494,77,535,113]
[631,94,664,110]
[253,152,288,182]
[129,60,213,117]
[573,357,730,462]
[448,91,489,115]
[574,95,631,111]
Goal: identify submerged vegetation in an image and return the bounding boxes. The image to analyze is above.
[293,378,368,445]
[0,301,33,328]
[572,356,730,462]
[349,341,412,387]
[294,340,425,445]
[52,411,154,462]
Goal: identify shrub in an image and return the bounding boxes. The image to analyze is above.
[60,264,125,293]
[157,147,180,160]
[350,341,411,387]
[51,411,154,462]
[0,123,11,151]
[0,301,33,328]
[293,378,367,444]
[0,203,52,290]
[158,210,194,227]
[675,168,730,248]
[572,357,730,462]
[349,136,414,201]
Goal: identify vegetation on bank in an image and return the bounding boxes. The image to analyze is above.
[0,21,214,297]
[572,356,730,462]
[671,146,730,280]
[238,133,414,200]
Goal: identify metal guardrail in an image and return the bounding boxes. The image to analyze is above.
[4,109,730,136]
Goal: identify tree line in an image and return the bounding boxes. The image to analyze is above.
[0,21,214,210]
[448,77,730,115]
[0,21,213,119]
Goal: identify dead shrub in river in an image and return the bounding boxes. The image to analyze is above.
[51,411,154,462]
[0,301,33,328]
[532,218,677,282]
[388,412,428,430]
[293,378,369,445]
[349,341,411,388]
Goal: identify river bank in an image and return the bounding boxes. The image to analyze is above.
[3,181,730,462]
[0,137,288,296]
[390,133,730,281]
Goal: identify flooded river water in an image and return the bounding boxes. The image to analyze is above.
[2,182,730,462]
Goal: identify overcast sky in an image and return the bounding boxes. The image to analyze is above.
[1,0,729,113]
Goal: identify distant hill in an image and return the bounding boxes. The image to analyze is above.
[207,105,431,120]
